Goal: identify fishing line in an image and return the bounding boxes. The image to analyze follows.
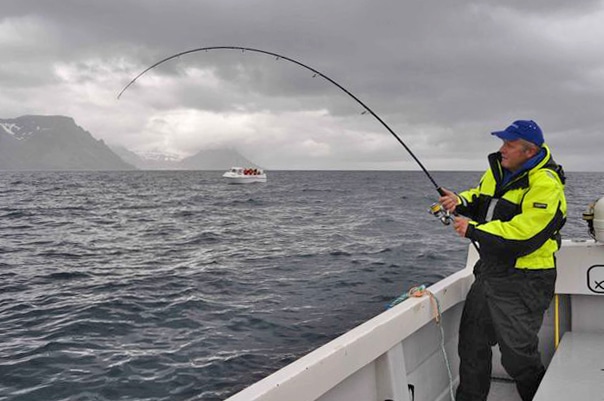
[117,45,447,196]
[118,46,480,252]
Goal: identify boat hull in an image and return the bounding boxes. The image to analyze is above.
[222,167,267,184]
[222,174,267,184]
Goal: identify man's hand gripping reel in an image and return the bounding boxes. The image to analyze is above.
[429,202,454,225]
[432,187,480,253]
[429,187,455,226]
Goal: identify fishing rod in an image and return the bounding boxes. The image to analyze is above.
[117,45,447,196]
[118,46,480,252]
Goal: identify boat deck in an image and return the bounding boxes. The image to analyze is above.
[488,331,604,401]
[533,331,604,401]
[488,378,521,401]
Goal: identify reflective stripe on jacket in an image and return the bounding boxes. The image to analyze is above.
[456,144,567,269]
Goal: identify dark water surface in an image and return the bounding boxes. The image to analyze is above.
[0,170,600,400]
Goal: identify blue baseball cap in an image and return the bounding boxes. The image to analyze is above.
[491,120,544,147]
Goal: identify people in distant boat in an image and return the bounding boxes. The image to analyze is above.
[438,120,566,401]
[243,168,262,175]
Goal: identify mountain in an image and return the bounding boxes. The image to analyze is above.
[0,115,135,171]
[111,146,261,170]
[110,146,181,170]
[0,114,261,171]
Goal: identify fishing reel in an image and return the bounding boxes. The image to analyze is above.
[429,202,453,226]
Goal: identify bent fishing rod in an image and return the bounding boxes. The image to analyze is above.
[118,46,478,250]
[117,45,448,196]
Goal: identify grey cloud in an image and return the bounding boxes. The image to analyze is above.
[2,0,603,170]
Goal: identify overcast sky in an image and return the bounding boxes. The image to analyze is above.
[2,0,604,171]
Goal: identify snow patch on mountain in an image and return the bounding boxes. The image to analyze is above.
[1,121,46,140]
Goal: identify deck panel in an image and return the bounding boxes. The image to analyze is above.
[533,332,604,401]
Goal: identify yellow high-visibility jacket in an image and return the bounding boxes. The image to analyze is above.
[457,144,567,269]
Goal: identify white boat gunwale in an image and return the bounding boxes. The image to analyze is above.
[226,247,479,401]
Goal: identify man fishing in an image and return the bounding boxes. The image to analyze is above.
[438,120,567,401]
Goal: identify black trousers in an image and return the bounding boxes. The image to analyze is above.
[455,260,556,401]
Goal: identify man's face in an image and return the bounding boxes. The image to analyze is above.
[499,139,535,172]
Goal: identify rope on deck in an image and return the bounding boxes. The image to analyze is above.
[388,285,456,401]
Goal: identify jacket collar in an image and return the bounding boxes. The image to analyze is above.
[488,144,552,191]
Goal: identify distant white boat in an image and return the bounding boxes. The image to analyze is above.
[222,167,267,184]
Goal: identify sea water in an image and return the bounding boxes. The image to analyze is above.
[0,170,600,401]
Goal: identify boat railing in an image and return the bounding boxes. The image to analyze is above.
[225,246,480,401]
